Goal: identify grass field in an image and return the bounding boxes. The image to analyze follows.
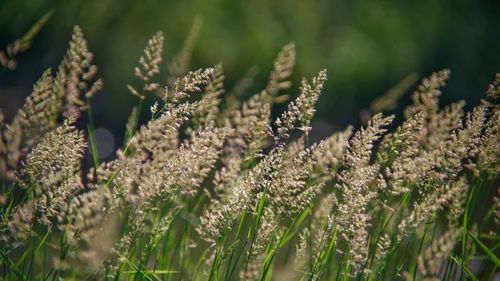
[0,20,499,281]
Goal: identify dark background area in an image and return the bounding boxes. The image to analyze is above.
[1,0,499,158]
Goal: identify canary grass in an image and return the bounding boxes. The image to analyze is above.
[0,23,499,281]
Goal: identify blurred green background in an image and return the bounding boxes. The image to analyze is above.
[1,0,499,152]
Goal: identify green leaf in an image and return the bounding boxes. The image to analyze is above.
[254,186,269,230]
[468,232,500,267]
[449,255,479,281]
[1,251,27,281]
[277,207,310,248]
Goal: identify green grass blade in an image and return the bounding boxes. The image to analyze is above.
[1,251,27,281]
[449,255,479,281]
[468,232,500,267]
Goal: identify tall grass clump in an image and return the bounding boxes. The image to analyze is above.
[0,21,499,281]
